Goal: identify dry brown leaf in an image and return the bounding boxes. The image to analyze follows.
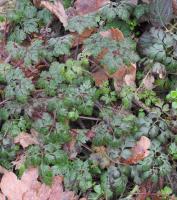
[0,172,28,200]
[40,0,68,27]
[75,0,110,15]
[112,64,137,92]
[14,132,39,148]
[92,68,109,86]
[72,28,97,46]
[123,136,151,164]
[100,28,124,41]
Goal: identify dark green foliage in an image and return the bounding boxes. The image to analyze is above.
[138,28,177,71]
[7,0,52,43]
[1,0,177,199]
[84,33,139,74]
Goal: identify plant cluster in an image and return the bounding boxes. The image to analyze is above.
[0,0,177,199]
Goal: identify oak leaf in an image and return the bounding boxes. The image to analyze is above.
[75,0,110,15]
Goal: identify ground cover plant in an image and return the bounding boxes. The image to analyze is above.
[0,0,177,199]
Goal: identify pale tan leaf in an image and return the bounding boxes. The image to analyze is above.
[49,176,63,200]
[0,172,28,200]
[37,184,51,200]
[40,0,68,27]
[12,153,26,170]
[123,136,151,164]
[0,165,8,174]
[14,132,39,148]
[0,192,5,200]
[75,0,110,15]
[143,74,155,90]
[21,168,39,188]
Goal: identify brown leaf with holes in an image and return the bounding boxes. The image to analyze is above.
[14,132,39,148]
[40,0,68,27]
[123,136,151,164]
[75,0,110,15]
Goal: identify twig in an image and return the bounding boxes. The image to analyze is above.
[0,99,10,106]
[79,116,101,121]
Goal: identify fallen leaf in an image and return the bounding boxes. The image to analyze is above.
[142,74,155,90]
[112,64,137,92]
[0,192,5,200]
[0,172,28,200]
[92,68,109,86]
[0,165,8,174]
[12,153,26,170]
[72,28,97,46]
[173,0,177,15]
[123,136,151,164]
[21,168,39,188]
[40,0,68,27]
[100,28,124,41]
[14,132,39,148]
[75,0,110,15]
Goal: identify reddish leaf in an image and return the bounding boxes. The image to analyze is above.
[92,68,109,86]
[72,28,97,46]
[75,0,110,15]
[123,136,151,164]
[0,165,8,174]
[14,132,39,148]
[0,172,28,200]
[0,192,5,200]
[40,0,68,27]
[173,0,177,15]
[21,168,39,188]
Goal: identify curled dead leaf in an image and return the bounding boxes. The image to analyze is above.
[75,0,110,15]
[123,136,151,164]
[14,132,39,148]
